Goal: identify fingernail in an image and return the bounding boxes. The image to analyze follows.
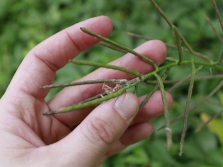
[114,93,138,121]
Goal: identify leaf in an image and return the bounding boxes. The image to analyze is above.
[123,148,149,165]
[217,91,223,105]
[200,113,223,145]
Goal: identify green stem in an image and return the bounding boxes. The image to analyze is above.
[44,88,126,115]
[179,61,223,71]
[218,51,223,64]
[80,27,158,69]
[139,68,170,111]
[158,79,223,130]
[195,109,223,132]
[42,79,128,89]
[205,15,223,44]
[146,69,223,85]
[44,77,143,115]
[44,59,222,116]
[124,31,212,62]
[211,0,223,31]
[179,60,195,156]
[99,41,127,53]
[150,0,213,64]
[168,66,203,92]
[172,26,183,65]
[154,73,172,150]
[70,59,141,78]
[149,0,172,27]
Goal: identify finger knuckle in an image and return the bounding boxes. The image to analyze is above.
[82,117,115,145]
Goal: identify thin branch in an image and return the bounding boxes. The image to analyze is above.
[205,15,223,44]
[124,32,212,62]
[193,73,223,81]
[179,61,196,156]
[44,75,145,115]
[70,59,141,78]
[158,80,223,130]
[149,0,172,27]
[211,0,223,31]
[218,51,223,64]
[146,73,223,84]
[42,79,128,89]
[205,99,223,108]
[150,0,202,62]
[168,66,203,92]
[178,33,194,56]
[154,73,172,150]
[75,78,142,104]
[139,68,170,111]
[80,27,158,70]
[195,109,223,132]
[172,26,183,65]
[99,41,127,53]
[150,0,213,63]
[44,88,126,115]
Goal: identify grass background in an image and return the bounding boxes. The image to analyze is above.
[1,0,223,166]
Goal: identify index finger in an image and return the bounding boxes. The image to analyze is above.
[5,16,113,100]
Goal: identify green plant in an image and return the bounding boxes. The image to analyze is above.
[1,0,223,166]
[42,0,223,159]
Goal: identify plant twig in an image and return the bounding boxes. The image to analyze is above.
[70,59,141,78]
[99,41,127,53]
[218,51,223,64]
[124,31,212,62]
[205,15,223,44]
[195,109,223,132]
[154,72,172,150]
[44,88,126,115]
[80,27,158,70]
[211,0,223,31]
[42,79,128,89]
[139,68,170,111]
[149,0,172,27]
[172,26,183,65]
[44,76,145,115]
[168,66,203,92]
[158,80,223,130]
[150,0,213,64]
[146,73,223,84]
[179,61,196,156]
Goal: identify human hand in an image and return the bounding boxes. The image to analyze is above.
[0,16,172,167]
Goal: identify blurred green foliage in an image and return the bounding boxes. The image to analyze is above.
[1,0,223,166]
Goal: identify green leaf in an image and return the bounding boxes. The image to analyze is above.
[217,91,223,105]
[201,113,223,145]
[124,148,149,165]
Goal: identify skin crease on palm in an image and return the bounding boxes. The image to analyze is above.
[0,16,173,167]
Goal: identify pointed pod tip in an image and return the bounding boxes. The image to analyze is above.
[80,27,86,31]
[41,86,47,89]
[179,151,183,156]
[43,111,55,116]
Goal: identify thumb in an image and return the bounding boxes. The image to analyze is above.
[55,92,139,167]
